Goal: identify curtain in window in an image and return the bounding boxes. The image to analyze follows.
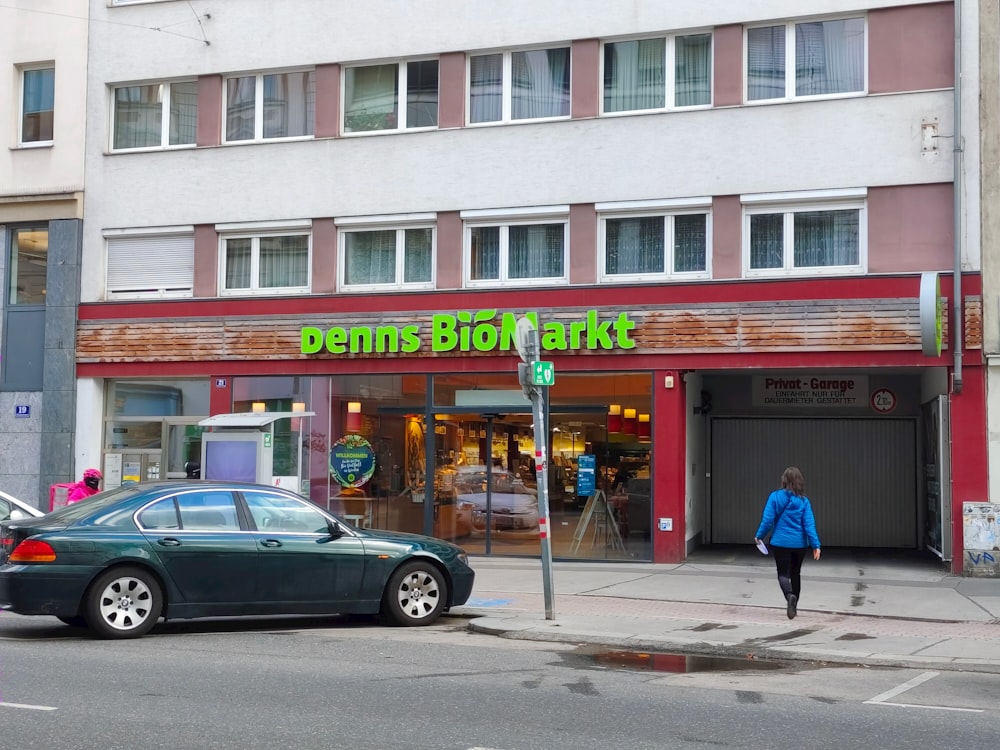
[114,85,162,149]
[263,72,314,138]
[512,48,570,120]
[793,210,859,267]
[604,39,665,113]
[407,61,439,128]
[403,228,433,282]
[259,235,308,288]
[508,224,563,279]
[747,26,785,100]
[22,68,54,141]
[470,227,500,279]
[605,217,664,274]
[795,19,864,96]
[470,54,503,123]
[345,65,398,132]
[345,230,396,285]
[675,34,711,107]
[226,76,256,141]
[168,82,198,145]
[225,238,252,289]
[749,214,784,269]
[674,214,707,272]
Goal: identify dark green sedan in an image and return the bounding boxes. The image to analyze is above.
[0,481,475,639]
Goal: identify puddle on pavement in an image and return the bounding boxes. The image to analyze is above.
[589,650,786,673]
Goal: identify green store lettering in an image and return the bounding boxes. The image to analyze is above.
[301,310,636,355]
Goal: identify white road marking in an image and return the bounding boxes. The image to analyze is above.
[0,701,58,711]
[864,671,984,713]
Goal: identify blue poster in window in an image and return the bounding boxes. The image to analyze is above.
[576,454,596,497]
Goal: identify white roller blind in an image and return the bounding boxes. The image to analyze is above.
[107,234,194,297]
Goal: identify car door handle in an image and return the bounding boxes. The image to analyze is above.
[157,538,181,547]
[260,539,282,548]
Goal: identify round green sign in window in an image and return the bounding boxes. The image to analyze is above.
[329,434,376,488]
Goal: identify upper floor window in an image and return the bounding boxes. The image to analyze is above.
[218,221,311,295]
[224,71,314,143]
[338,215,435,291]
[469,48,570,124]
[105,228,194,299]
[7,226,48,305]
[742,189,866,277]
[344,60,438,133]
[462,208,568,287]
[603,33,711,113]
[598,199,711,281]
[747,18,865,101]
[112,81,197,150]
[20,66,54,145]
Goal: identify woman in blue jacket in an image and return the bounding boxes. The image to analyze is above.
[754,467,821,619]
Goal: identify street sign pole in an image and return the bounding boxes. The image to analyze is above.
[516,317,556,620]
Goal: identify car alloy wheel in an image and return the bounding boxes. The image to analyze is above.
[85,566,163,639]
[383,561,447,626]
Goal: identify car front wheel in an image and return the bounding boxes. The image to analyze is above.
[84,566,162,639]
[382,560,448,626]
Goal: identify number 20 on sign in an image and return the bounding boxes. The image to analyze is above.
[532,361,555,386]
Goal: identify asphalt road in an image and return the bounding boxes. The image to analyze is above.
[1,612,997,750]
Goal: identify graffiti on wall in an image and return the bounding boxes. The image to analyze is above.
[963,502,1000,576]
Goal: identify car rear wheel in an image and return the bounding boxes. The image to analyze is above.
[85,566,162,639]
[382,560,448,626]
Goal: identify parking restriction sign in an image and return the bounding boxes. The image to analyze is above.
[870,388,897,414]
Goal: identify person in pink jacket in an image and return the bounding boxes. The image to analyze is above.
[67,468,103,503]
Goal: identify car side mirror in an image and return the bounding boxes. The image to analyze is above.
[326,519,345,540]
[10,509,27,521]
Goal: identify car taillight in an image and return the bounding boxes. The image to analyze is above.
[9,539,57,563]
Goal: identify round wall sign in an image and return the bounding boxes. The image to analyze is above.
[329,434,376,488]
[870,388,897,414]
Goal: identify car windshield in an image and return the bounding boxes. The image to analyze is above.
[42,485,144,524]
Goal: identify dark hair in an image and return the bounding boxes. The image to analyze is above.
[781,466,805,496]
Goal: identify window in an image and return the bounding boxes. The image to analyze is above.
[224,71,315,142]
[105,230,194,299]
[469,48,570,123]
[742,190,866,276]
[243,491,330,534]
[8,227,48,305]
[176,492,241,531]
[463,209,568,286]
[747,18,865,101]
[603,33,711,113]
[218,223,311,295]
[20,66,54,144]
[598,200,710,281]
[339,217,434,290]
[344,60,438,133]
[112,81,197,150]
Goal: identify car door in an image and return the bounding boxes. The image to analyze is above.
[240,489,365,607]
[137,490,257,606]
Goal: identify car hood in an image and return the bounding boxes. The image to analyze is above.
[358,528,464,555]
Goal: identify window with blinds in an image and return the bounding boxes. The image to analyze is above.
[106,234,194,298]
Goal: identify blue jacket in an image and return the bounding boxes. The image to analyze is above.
[755,489,821,549]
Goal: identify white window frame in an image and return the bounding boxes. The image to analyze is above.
[597,198,712,282]
[466,46,572,126]
[109,79,198,152]
[461,206,570,288]
[222,70,315,144]
[103,227,195,300]
[18,64,55,147]
[341,59,439,135]
[216,220,313,296]
[741,189,867,278]
[745,15,867,104]
[600,31,713,116]
[337,213,437,291]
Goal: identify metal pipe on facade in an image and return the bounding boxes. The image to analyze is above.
[952,0,964,393]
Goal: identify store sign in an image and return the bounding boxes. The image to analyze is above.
[752,375,868,407]
[330,434,376,488]
[919,272,944,357]
[301,310,637,356]
[576,454,596,497]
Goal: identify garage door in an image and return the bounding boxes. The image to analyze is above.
[710,418,916,547]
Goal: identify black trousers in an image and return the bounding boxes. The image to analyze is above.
[770,545,807,601]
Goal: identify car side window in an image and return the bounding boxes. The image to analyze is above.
[242,491,329,534]
[137,498,180,530]
[176,491,241,531]
[0,498,9,521]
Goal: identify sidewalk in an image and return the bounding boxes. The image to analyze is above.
[452,548,1000,674]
